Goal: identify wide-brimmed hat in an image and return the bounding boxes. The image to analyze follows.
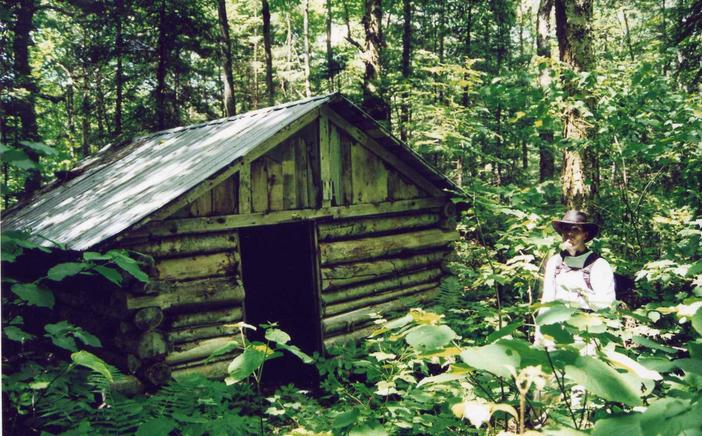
[552,210,599,242]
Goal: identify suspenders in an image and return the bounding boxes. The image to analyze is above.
[553,251,601,292]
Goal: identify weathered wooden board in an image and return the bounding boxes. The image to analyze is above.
[319,113,332,207]
[323,287,439,335]
[120,232,238,258]
[329,122,342,205]
[129,198,447,238]
[169,306,243,329]
[318,212,440,241]
[323,281,439,317]
[267,157,284,211]
[239,162,252,214]
[171,357,232,380]
[340,132,353,205]
[322,267,443,304]
[154,252,237,281]
[319,228,457,265]
[168,323,242,344]
[282,139,297,209]
[126,277,244,311]
[251,158,269,213]
[351,140,388,204]
[388,169,423,200]
[321,251,447,290]
[212,174,237,215]
[166,336,241,365]
[295,136,310,208]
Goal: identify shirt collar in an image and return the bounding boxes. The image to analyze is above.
[563,250,592,268]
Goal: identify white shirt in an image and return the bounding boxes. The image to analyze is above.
[541,251,616,311]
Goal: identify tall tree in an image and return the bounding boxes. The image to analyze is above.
[555,0,594,209]
[218,0,237,115]
[362,0,390,125]
[326,0,334,92]
[399,0,412,142]
[11,0,42,197]
[536,0,555,181]
[302,0,312,97]
[114,0,125,135]
[261,0,274,105]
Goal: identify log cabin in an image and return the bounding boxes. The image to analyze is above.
[3,94,461,386]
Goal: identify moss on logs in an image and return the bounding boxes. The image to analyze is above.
[125,277,244,311]
[119,232,238,258]
[114,331,168,360]
[169,307,243,329]
[319,228,457,265]
[323,281,438,317]
[153,252,237,281]
[322,267,442,305]
[167,324,242,344]
[165,336,241,365]
[142,362,172,386]
[134,307,165,331]
[171,358,232,381]
[321,251,447,290]
[322,288,439,336]
[318,212,440,241]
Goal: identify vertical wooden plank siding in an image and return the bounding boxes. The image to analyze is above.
[239,162,252,214]
[319,114,332,207]
[251,158,268,213]
[267,157,284,211]
[340,132,353,205]
[351,141,388,204]
[188,190,213,217]
[295,137,310,208]
[329,124,342,205]
[282,140,297,209]
[304,124,321,208]
[212,175,237,214]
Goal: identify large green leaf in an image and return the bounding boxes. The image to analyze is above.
[535,304,577,326]
[3,326,35,342]
[227,348,266,382]
[11,283,54,308]
[460,343,521,378]
[691,306,702,336]
[93,265,123,286]
[639,398,702,436]
[405,324,457,352]
[486,320,523,343]
[265,328,291,344]
[20,140,57,156]
[278,343,314,364]
[592,414,643,436]
[349,423,388,436]
[564,356,642,406]
[333,407,360,429]
[71,351,113,382]
[47,262,87,281]
[110,252,149,283]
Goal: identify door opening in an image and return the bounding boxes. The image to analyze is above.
[239,221,321,387]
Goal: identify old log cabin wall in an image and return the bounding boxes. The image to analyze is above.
[74,109,457,383]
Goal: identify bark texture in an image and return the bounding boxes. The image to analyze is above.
[218,0,237,116]
[362,0,390,126]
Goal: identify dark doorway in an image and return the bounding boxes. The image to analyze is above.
[239,222,321,387]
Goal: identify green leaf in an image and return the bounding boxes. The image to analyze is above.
[486,321,523,343]
[71,351,113,382]
[687,259,702,277]
[460,343,521,378]
[45,322,78,351]
[83,251,113,261]
[540,323,575,344]
[135,417,177,436]
[632,336,677,353]
[349,423,388,436]
[74,330,101,348]
[592,414,643,436]
[333,407,360,429]
[206,340,241,363]
[265,328,291,344]
[405,325,457,352]
[639,398,702,436]
[535,304,577,326]
[47,262,87,281]
[110,252,149,283]
[20,141,57,156]
[278,343,314,364]
[692,307,702,336]
[227,348,266,382]
[93,265,122,286]
[11,283,54,308]
[3,326,36,342]
[564,356,642,406]
[1,148,36,169]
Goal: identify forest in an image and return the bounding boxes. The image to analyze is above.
[1,0,702,434]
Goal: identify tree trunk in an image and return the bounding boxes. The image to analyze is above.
[114,0,124,135]
[400,0,412,142]
[555,0,594,210]
[155,0,170,130]
[262,0,274,105]
[437,0,445,102]
[462,1,473,107]
[12,0,41,197]
[218,0,236,116]
[302,0,312,97]
[537,0,555,181]
[326,0,334,92]
[362,0,390,126]
[81,73,91,158]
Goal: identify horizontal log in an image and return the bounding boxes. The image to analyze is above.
[323,288,439,336]
[171,357,232,381]
[154,252,237,281]
[127,198,447,238]
[119,232,238,258]
[110,375,145,397]
[320,228,457,265]
[169,307,243,329]
[318,212,440,241]
[134,307,165,331]
[166,336,242,365]
[94,350,141,375]
[54,288,129,319]
[168,324,241,344]
[321,251,447,290]
[323,281,439,317]
[322,267,443,305]
[125,278,244,311]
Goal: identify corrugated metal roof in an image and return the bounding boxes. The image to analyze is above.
[3,94,459,251]
[3,95,330,250]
